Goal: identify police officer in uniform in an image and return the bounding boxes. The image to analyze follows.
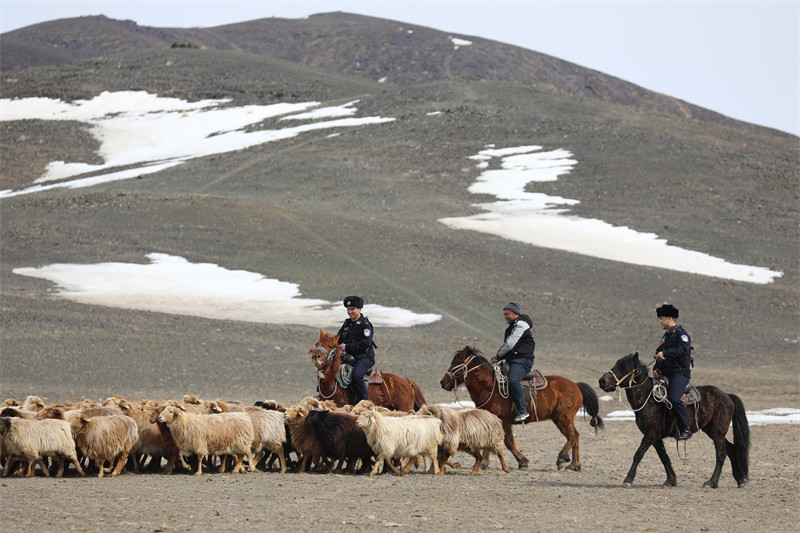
[653,304,693,440]
[491,302,535,423]
[337,296,375,402]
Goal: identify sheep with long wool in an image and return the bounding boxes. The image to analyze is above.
[157,404,254,475]
[0,417,85,478]
[355,409,442,476]
[73,414,138,478]
[418,405,509,475]
[243,406,287,473]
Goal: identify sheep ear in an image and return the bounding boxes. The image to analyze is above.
[177,404,186,412]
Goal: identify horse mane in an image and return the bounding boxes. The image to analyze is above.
[625,352,649,380]
[455,346,489,365]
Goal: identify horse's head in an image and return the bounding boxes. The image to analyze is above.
[311,330,340,371]
[440,346,486,391]
[599,352,646,392]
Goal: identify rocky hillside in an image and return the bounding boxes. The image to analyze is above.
[1,12,769,131]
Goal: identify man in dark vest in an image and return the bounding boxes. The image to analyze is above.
[491,302,535,423]
[653,303,693,440]
[336,296,375,402]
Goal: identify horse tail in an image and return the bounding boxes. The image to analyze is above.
[726,393,750,485]
[577,382,605,433]
[406,378,427,410]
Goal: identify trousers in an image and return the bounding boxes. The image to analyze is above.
[507,358,533,416]
[666,370,691,429]
[351,355,374,402]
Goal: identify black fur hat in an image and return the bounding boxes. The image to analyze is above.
[656,304,679,319]
[343,296,364,308]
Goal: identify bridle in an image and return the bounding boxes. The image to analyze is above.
[606,359,657,412]
[312,344,339,398]
[443,355,478,383]
[606,357,655,390]
[444,354,499,409]
[312,345,336,369]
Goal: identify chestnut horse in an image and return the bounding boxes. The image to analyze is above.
[599,352,750,488]
[441,346,603,470]
[311,331,426,411]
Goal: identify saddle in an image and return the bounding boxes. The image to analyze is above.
[655,376,702,406]
[499,362,548,391]
[337,365,383,388]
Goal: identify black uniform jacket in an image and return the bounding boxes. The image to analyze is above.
[336,315,375,359]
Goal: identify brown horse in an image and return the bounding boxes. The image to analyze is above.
[441,346,603,470]
[311,331,426,411]
[599,352,750,488]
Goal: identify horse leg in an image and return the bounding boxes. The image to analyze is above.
[554,416,580,471]
[703,436,727,489]
[653,439,677,487]
[623,436,654,487]
[502,421,529,469]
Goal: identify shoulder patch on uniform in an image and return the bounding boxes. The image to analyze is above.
[364,329,371,337]
[681,335,689,342]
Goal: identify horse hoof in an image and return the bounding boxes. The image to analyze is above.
[622,481,633,488]
[567,464,581,472]
[662,481,676,488]
[518,463,529,470]
[703,481,717,489]
[737,481,747,489]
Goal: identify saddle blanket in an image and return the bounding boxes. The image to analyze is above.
[337,365,383,388]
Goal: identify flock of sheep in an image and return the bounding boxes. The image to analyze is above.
[0,394,511,478]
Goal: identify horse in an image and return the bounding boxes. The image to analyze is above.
[598,352,750,488]
[310,331,425,411]
[440,346,604,471]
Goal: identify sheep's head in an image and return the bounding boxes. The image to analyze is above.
[181,394,202,405]
[158,405,185,423]
[201,401,223,414]
[38,406,65,420]
[22,396,45,412]
[354,411,374,429]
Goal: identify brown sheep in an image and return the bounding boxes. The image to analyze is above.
[284,405,325,473]
[73,414,138,478]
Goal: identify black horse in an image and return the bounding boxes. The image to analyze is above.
[599,352,749,488]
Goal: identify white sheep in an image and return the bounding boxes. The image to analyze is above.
[157,405,254,475]
[355,409,442,476]
[0,417,85,477]
[244,406,287,473]
[418,405,510,475]
[73,414,138,478]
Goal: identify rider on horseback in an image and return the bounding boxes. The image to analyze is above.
[491,301,535,423]
[653,304,693,441]
[337,296,375,402]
